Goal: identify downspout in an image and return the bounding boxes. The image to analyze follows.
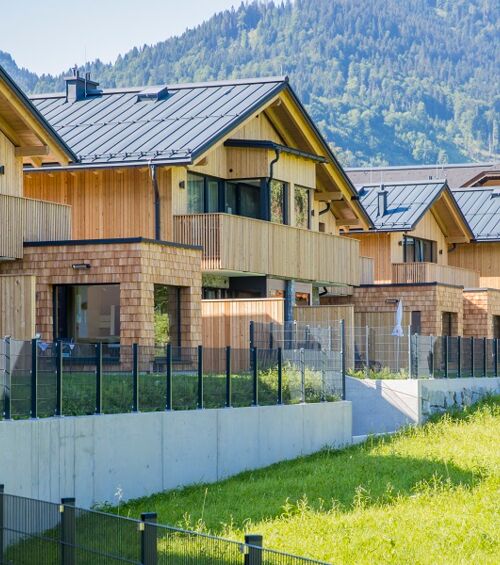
[267,148,282,220]
[149,163,160,240]
[319,202,331,216]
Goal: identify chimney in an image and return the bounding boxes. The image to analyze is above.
[377,185,387,217]
[65,66,99,103]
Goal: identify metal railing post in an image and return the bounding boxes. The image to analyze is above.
[365,325,369,378]
[495,338,499,377]
[95,343,102,414]
[3,338,11,420]
[471,337,474,377]
[340,320,346,400]
[140,512,158,565]
[277,347,283,405]
[0,484,4,563]
[197,345,204,409]
[269,322,274,349]
[61,497,76,565]
[244,534,263,565]
[31,338,38,419]
[300,348,305,403]
[414,333,419,378]
[483,337,487,377]
[225,346,232,408]
[407,325,412,378]
[444,336,449,379]
[252,347,258,406]
[132,343,139,412]
[457,336,462,378]
[249,321,255,349]
[56,340,63,416]
[166,344,172,411]
[430,335,434,378]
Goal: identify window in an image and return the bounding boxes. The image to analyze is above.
[442,312,457,336]
[239,180,261,219]
[270,180,286,224]
[154,285,181,346]
[187,173,204,213]
[411,311,421,334]
[55,284,120,343]
[294,185,311,229]
[493,316,500,339]
[403,236,437,263]
[225,182,238,214]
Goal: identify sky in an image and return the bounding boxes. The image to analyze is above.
[3,0,238,75]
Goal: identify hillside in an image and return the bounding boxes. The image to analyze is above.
[2,0,499,166]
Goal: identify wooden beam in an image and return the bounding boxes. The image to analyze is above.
[28,156,43,168]
[14,145,49,157]
[0,114,21,146]
[446,236,470,244]
[314,191,344,202]
[336,218,363,227]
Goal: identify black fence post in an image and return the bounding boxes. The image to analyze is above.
[166,344,172,411]
[140,513,158,565]
[444,336,449,379]
[31,338,38,419]
[244,534,263,565]
[61,497,76,565]
[225,346,232,408]
[132,343,139,413]
[483,337,487,377]
[277,347,283,405]
[495,338,498,377]
[340,319,346,400]
[269,322,274,349]
[197,345,204,409]
[471,337,475,377]
[252,347,258,406]
[249,321,255,349]
[3,338,11,420]
[56,340,63,416]
[95,343,102,414]
[457,336,462,379]
[0,484,4,563]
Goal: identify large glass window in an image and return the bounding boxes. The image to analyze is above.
[55,284,120,343]
[294,185,311,229]
[154,285,181,346]
[187,173,204,213]
[225,182,238,214]
[270,180,286,224]
[403,236,437,263]
[207,179,219,213]
[239,180,261,219]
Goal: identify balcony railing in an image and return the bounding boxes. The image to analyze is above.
[0,194,71,259]
[392,262,480,287]
[174,213,360,286]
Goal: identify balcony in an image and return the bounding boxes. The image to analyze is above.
[392,262,480,287]
[173,213,360,286]
[0,194,71,260]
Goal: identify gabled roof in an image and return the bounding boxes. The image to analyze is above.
[30,77,289,167]
[356,180,473,242]
[0,65,76,165]
[453,188,500,242]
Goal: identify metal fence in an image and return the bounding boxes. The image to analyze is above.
[353,326,500,379]
[0,338,344,421]
[0,487,329,565]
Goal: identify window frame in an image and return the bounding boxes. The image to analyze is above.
[294,184,312,229]
[403,235,437,263]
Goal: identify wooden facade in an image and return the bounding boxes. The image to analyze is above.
[0,275,36,340]
[174,213,360,285]
[449,242,500,290]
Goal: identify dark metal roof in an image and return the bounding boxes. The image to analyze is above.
[0,64,77,162]
[29,77,288,166]
[357,181,447,230]
[452,188,500,241]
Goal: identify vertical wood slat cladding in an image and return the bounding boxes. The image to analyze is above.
[0,275,36,339]
[449,242,500,290]
[392,262,480,287]
[0,131,23,196]
[174,213,360,285]
[24,167,173,240]
[0,194,71,258]
[360,256,375,284]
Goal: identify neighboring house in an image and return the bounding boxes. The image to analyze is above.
[1,70,370,344]
[0,64,75,338]
[347,162,500,189]
[326,180,476,336]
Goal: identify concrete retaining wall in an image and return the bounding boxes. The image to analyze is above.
[0,402,352,508]
[347,376,499,435]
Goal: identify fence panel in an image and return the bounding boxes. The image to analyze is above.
[61,343,98,416]
[171,347,199,411]
[203,347,228,409]
[102,344,134,415]
[9,340,32,419]
[138,345,168,413]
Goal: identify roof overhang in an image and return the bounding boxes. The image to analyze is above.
[430,186,474,243]
[0,66,76,166]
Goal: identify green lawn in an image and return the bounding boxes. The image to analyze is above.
[109,396,500,564]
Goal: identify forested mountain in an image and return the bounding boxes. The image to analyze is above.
[2,0,499,166]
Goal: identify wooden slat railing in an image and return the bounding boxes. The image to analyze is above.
[174,213,361,286]
[0,194,71,259]
[392,262,480,287]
